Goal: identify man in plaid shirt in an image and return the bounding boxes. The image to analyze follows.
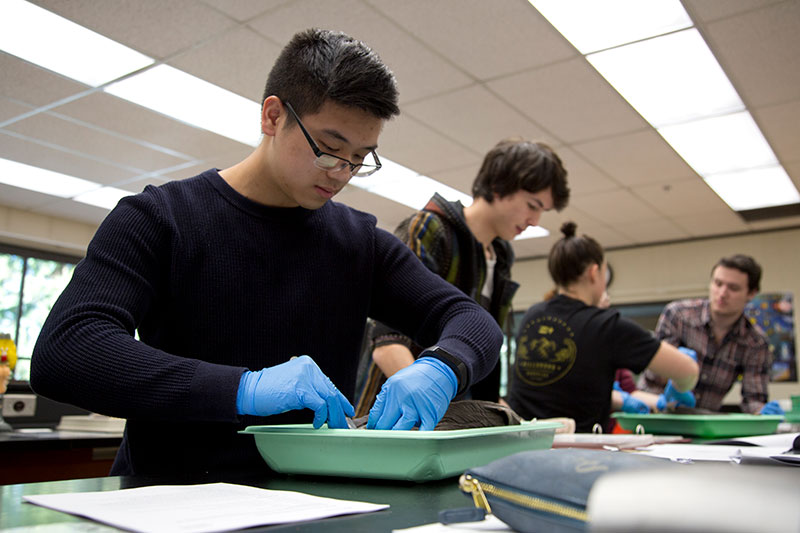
[639,254,782,415]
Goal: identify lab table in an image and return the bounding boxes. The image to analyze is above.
[0,429,123,485]
[0,472,465,532]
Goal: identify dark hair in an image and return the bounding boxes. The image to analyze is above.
[547,222,604,287]
[713,254,762,292]
[263,28,399,122]
[471,138,570,210]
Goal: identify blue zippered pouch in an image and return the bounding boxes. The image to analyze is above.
[445,448,677,532]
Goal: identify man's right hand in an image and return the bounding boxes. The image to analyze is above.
[236,355,354,429]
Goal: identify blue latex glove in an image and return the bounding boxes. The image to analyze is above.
[656,379,696,411]
[367,357,457,431]
[613,381,650,414]
[236,355,354,429]
[678,346,698,361]
[759,401,785,416]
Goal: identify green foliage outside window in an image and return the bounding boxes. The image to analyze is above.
[0,248,77,381]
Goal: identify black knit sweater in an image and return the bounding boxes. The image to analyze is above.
[31,169,502,477]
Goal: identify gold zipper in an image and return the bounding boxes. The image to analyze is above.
[459,474,588,523]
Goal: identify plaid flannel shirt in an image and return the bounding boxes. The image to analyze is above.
[639,299,770,413]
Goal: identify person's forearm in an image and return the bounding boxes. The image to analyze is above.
[373,343,415,377]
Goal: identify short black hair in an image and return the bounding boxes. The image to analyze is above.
[263,28,399,122]
[472,138,570,210]
[713,254,762,292]
[548,222,604,287]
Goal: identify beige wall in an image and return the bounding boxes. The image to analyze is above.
[0,205,94,256]
[511,227,800,402]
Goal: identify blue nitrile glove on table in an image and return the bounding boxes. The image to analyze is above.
[759,401,785,416]
[656,379,696,411]
[613,381,650,414]
[236,355,354,429]
[367,357,457,431]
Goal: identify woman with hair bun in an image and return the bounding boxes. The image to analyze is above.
[503,222,699,433]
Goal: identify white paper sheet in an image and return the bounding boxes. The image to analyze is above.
[23,482,388,533]
[394,515,511,532]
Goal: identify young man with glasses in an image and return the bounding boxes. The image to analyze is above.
[356,139,570,415]
[31,29,503,478]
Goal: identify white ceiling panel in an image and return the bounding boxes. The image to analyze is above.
[488,58,649,144]
[616,216,691,244]
[404,84,552,154]
[5,113,190,172]
[30,0,238,60]
[51,92,251,161]
[199,0,289,22]
[368,0,578,80]
[753,99,800,165]
[552,146,620,196]
[0,131,134,184]
[702,1,800,107]
[167,27,281,101]
[0,51,88,109]
[428,163,483,195]
[378,114,481,177]
[0,184,60,210]
[573,129,696,186]
[631,178,730,217]
[35,197,115,226]
[569,189,666,226]
[247,0,474,104]
[671,208,748,237]
[684,0,785,23]
[0,99,33,125]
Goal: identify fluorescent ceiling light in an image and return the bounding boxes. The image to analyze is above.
[104,64,262,146]
[351,159,548,240]
[587,29,743,127]
[0,158,98,197]
[0,0,154,87]
[74,186,132,210]
[704,167,800,211]
[658,111,777,176]
[530,0,692,54]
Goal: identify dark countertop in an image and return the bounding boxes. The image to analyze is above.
[0,472,467,532]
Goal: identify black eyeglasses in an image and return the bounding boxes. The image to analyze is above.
[284,102,382,177]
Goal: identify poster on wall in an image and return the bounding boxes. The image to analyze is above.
[745,292,796,382]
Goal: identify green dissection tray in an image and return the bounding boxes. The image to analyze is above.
[241,421,559,482]
[612,413,783,438]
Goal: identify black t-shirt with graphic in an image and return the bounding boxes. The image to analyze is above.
[506,294,660,433]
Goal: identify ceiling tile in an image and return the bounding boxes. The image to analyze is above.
[0,98,33,125]
[404,85,551,154]
[568,189,663,225]
[703,1,800,106]
[31,0,238,60]
[0,183,58,210]
[553,146,620,196]
[167,27,281,102]
[378,115,481,177]
[753,100,800,165]
[614,216,691,244]
[367,0,577,80]
[0,131,134,185]
[427,162,482,195]
[6,113,190,172]
[670,208,748,237]
[52,92,251,161]
[247,0,474,104]
[200,0,289,22]
[115,176,168,194]
[631,178,730,217]
[573,129,696,186]
[0,51,89,108]
[746,214,800,232]
[33,198,111,226]
[335,187,414,232]
[684,0,784,22]
[488,58,649,144]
